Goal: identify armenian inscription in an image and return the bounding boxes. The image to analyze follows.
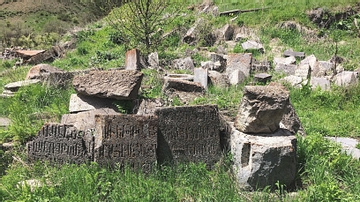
[155,105,221,167]
[27,123,93,164]
[94,115,157,172]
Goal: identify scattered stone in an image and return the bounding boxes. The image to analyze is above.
[295,64,311,79]
[15,50,45,60]
[73,70,143,100]
[325,137,360,160]
[155,105,221,167]
[69,94,117,113]
[334,71,359,87]
[241,40,264,53]
[164,74,194,81]
[61,108,119,131]
[299,54,317,69]
[4,79,42,92]
[251,60,271,73]
[226,53,252,77]
[208,70,230,88]
[148,52,159,68]
[194,68,208,88]
[273,56,296,66]
[274,64,297,76]
[27,46,64,64]
[220,24,234,41]
[0,117,11,128]
[283,49,305,58]
[94,115,158,172]
[309,77,331,91]
[228,69,247,85]
[234,84,290,134]
[27,123,93,164]
[172,57,195,72]
[201,61,215,70]
[125,49,142,70]
[280,75,303,88]
[25,64,62,80]
[0,90,15,98]
[162,79,205,93]
[280,102,306,136]
[231,127,297,191]
[312,61,334,77]
[134,99,163,116]
[254,73,272,83]
[210,53,226,71]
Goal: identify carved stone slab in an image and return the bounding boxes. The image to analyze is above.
[94,115,158,172]
[27,123,93,164]
[155,105,221,167]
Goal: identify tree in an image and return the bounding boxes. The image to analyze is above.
[107,0,178,55]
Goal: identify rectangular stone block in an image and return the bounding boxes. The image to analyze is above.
[27,123,93,164]
[226,53,252,77]
[155,105,221,168]
[125,49,141,70]
[94,115,158,172]
[194,68,208,89]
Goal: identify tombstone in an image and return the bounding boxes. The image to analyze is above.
[194,68,208,89]
[27,123,93,164]
[134,98,163,116]
[226,53,252,77]
[69,94,117,113]
[295,64,311,79]
[94,115,158,172]
[125,49,142,70]
[155,105,221,167]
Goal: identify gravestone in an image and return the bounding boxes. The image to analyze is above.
[94,115,158,172]
[27,123,93,164]
[125,49,142,70]
[155,105,221,167]
[194,68,208,88]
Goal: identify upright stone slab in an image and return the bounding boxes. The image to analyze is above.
[155,105,221,167]
[27,123,93,164]
[125,49,142,70]
[194,68,208,89]
[94,115,158,172]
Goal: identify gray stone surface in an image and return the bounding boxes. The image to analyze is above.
[148,52,159,68]
[208,70,230,88]
[25,64,63,80]
[280,102,306,136]
[162,79,204,93]
[226,53,252,77]
[325,137,360,160]
[273,56,296,66]
[299,54,317,69]
[295,64,311,79]
[254,73,272,83]
[172,57,195,72]
[73,70,143,100]
[125,49,142,70]
[0,117,11,128]
[221,24,234,40]
[334,71,358,87]
[27,123,93,164]
[231,127,297,190]
[228,69,247,85]
[283,49,305,58]
[312,61,334,77]
[234,84,290,134]
[94,115,158,172]
[135,99,163,116]
[69,94,117,113]
[241,40,264,53]
[164,74,194,81]
[155,105,221,167]
[4,79,41,91]
[310,77,331,90]
[280,75,303,88]
[274,64,297,76]
[194,68,208,89]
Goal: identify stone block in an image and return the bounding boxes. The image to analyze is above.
[231,128,297,190]
[283,49,305,58]
[234,84,290,134]
[280,75,303,88]
[27,123,93,164]
[241,40,264,53]
[312,61,334,77]
[226,53,252,77]
[5,79,41,92]
[172,57,195,72]
[73,70,143,100]
[274,64,297,76]
[228,69,247,85]
[26,64,63,80]
[94,115,158,172]
[148,52,159,68]
[254,73,272,83]
[280,102,305,136]
[334,71,358,87]
[208,70,230,88]
[310,77,331,91]
[162,79,204,93]
[134,99,163,116]
[273,56,296,66]
[299,54,317,69]
[194,68,208,89]
[69,94,117,113]
[155,105,221,167]
[125,49,142,70]
[295,64,311,79]
[221,24,234,40]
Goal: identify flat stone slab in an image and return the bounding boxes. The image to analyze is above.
[73,70,143,100]
[162,79,204,93]
[164,74,194,81]
[4,79,41,91]
[325,137,360,160]
[69,94,117,113]
[283,50,305,58]
[155,105,221,167]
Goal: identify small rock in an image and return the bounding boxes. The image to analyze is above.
[241,40,264,53]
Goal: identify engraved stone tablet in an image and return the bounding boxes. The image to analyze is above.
[94,115,158,172]
[27,123,93,164]
[155,105,221,167]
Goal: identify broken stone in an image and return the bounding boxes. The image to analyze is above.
[0,117,11,128]
[280,75,303,88]
[68,94,118,113]
[241,40,264,53]
[125,49,142,70]
[254,73,272,83]
[162,79,205,93]
[172,57,195,72]
[234,84,290,134]
[283,49,305,58]
[25,64,62,80]
[295,64,311,79]
[273,56,296,66]
[334,71,359,87]
[194,68,208,89]
[73,70,143,100]
[148,52,159,68]
[312,61,334,77]
[325,137,360,160]
[164,74,194,81]
[4,79,41,92]
[201,61,215,70]
[274,64,297,76]
[155,105,221,167]
[221,24,234,41]
[226,53,252,77]
[231,127,297,191]
[280,102,306,136]
[208,70,230,88]
[228,69,247,85]
[299,54,317,69]
[94,114,158,172]
[309,77,331,91]
[134,99,163,116]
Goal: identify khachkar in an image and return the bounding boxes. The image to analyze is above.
[155,105,221,168]
[93,115,158,172]
[27,123,93,164]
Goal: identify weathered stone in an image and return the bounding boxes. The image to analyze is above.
[273,56,296,66]
[234,84,290,134]
[27,46,63,64]
[334,71,358,87]
[0,90,15,98]
[134,99,163,116]
[280,102,306,136]
[27,123,93,164]
[41,71,74,88]
[172,57,195,72]
[61,108,119,131]
[254,73,272,83]
[228,69,247,85]
[201,61,215,70]
[208,70,230,88]
[148,52,159,68]
[164,74,194,81]
[325,137,360,160]
[251,61,271,73]
[241,40,264,53]
[0,117,11,128]
[221,24,234,40]
[300,54,317,69]
[283,49,305,58]
[73,70,143,100]
[125,49,142,70]
[155,105,221,167]
[310,77,331,90]
[194,68,208,88]
[226,53,252,77]
[4,79,41,92]
[162,79,204,93]
[295,64,311,79]
[280,75,303,88]
[312,61,334,77]
[26,64,62,80]
[274,64,297,76]
[69,94,117,113]
[210,53,226,72]
[231,127,297,190]
[94,115,158,172]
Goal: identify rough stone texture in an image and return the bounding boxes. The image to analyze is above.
[274,64,297,76]
[273,56,296,66]
[61,108,119,131]
[280,102,306,136]
[194,68,208,88]
[334,71,359,87]
[26,64,62,80]
[134,99,163,116]
[226,53,252,77]
[94,115,158,172]
[148,52,159,68]
[310,77,331,90]
[241,40,264,53]
[201,61,215,70]
[234,84,290,134]
[283,49,305,58]
[280,75,303,88]
[312,61,334,77]
[172,57,195,72]
[162,79,204,93]
[5,79,41,92]
[27,123,93,164]
[325,137,360,160]
[125,49,142,70]
[251,61,271,73]
[155,105,221,167]
[299,54,317,69]
[254,73,272,83]
[69,94,117,113]
[231,127,297,190]
[208,70,230,88]
[164,74,194,81]
[221,24,234,40]
[210,53,226,71]
[228,69,246,85]
[73,70,143,100]
[40,71,74,88]
[295,64,311,79]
